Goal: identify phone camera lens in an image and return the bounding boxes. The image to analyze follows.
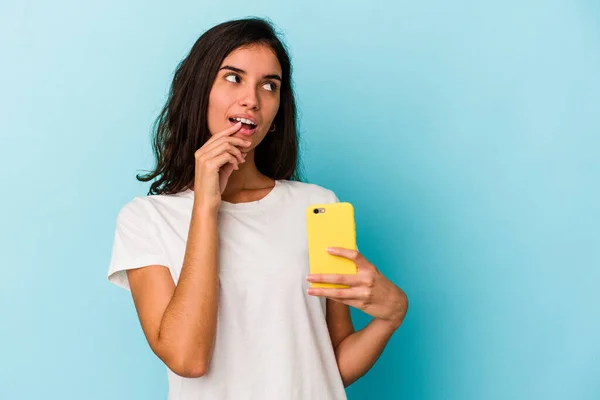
[313,209,319,214]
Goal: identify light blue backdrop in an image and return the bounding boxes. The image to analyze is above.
[1,1,598,399]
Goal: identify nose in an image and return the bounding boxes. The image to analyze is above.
[239,86,259,110]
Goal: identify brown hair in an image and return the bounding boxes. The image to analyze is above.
[137,17,304,195]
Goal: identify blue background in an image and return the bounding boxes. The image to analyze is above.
[1,0,599,399]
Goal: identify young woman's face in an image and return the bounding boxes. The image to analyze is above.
[207,44,282,147]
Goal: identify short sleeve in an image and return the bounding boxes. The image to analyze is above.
[328,189,340,204]
[326,188,359,251]
[107,198,171,291]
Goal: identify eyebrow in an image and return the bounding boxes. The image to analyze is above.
[219,65,282,81]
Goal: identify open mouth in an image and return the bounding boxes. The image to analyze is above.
[228,117,257,131]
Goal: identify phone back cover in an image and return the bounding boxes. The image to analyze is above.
[306,202,357,289]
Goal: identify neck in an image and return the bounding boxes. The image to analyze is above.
[221,150,274,195]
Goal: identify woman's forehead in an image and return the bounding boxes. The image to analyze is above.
[221,45,282,76]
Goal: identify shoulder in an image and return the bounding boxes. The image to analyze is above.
[114,190,195,237]
[115,196,154,227]
[117,190,190,220]
[279,179,339,204]
[115,193,169,223]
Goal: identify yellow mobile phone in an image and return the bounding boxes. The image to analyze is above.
[306,202,357,289]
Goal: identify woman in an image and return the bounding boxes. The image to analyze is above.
[107,17,408,400]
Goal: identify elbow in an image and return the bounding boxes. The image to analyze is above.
[167,358,209,378]
[158,344,210,378]
[154,335,212,378]
[174,364,208,379]
[340,373,356,388]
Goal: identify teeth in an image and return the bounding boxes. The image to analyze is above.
[233,117,256,126]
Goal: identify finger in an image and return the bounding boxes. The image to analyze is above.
[200,135,252,157]
[201,121,243,150]
[208,152,239,171]
[204,142,245,164]
[203,142,244,164]
[202,123,241,150]
[306,273,360,286]
[326,247,365,264]
[211,121,243,141]
[307,287,363,300]
[206,134,252,150]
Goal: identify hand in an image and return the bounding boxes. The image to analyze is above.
[193,122,252,209]
[307,247,408,327]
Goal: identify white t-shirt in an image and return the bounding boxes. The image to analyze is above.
[107,179,348,400]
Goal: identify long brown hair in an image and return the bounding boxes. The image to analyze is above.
[137,17,304,195]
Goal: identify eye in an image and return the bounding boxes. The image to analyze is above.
[263,82,278,92]
[225,74,240,83]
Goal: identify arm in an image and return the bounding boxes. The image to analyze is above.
[125,122,248,378]
[327,298,404,387]
[127,205,219,378]
[314,248,409,387]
